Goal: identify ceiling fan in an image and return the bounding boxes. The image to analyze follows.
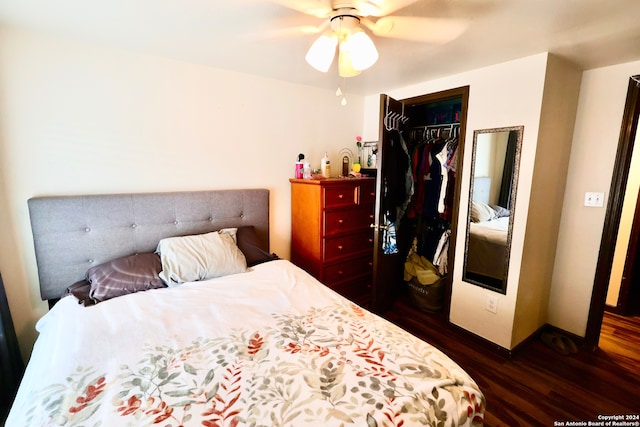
[266,0,469,77]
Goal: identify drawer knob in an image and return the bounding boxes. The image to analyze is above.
[338,194,344,199]
[338,219,344,224]
[338,270,343,276]
[337,245,343,251]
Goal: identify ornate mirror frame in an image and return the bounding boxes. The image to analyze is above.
[462,126,524,294]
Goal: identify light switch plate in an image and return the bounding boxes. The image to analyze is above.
[584,192,605,207]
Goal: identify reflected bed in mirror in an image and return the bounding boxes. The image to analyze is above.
[463,126,523,294]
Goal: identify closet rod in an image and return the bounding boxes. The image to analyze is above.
[411,122,460,131]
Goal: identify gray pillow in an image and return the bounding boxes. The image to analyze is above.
[86,253,166,303]
[236,226,279,267]
[490,204,510,218]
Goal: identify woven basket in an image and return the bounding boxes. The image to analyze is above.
[407,277,445,312]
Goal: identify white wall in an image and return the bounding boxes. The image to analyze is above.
[512,55,582,347]
[0,26,364,358]
[550,60,640,334]
[363,53,548,348]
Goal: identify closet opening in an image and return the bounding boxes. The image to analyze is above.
[371,87,469,318]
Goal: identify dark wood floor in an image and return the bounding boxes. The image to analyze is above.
[382,297,640,427]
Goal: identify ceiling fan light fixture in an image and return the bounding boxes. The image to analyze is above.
[305,31,338,72]
[305,10,378,78]
[346,29,378,70]
[338,42,361,77]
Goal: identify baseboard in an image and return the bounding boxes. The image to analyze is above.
[509,324,548,356]
[447,320,516,358]
[605,303,625,315]
[448,323,583,359]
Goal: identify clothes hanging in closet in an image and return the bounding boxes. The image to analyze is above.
[441,135,459,222]
[403,127,459,274]
[433,229,451,275]
[382,210,398,255]
[414,217,450,264]
[408,130,458,220]
[382,130,414,228]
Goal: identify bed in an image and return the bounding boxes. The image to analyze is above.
[466,216,509,280]
[8,189,485,426]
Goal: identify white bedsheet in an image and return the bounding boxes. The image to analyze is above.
[8,260,484,426]
[466,216,509,280]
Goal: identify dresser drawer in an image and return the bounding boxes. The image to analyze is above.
[324,208,374,236]
[323,255,373,284]
[360,181,376,206]
[323,230,373,261]
[324,185,359,208]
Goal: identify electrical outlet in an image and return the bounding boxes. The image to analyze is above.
[485,295,498,314]
[584,192,605,207]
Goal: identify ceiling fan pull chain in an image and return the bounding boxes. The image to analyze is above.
[336,76,348,106]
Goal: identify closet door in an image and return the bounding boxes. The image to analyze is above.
[370,94,409,313]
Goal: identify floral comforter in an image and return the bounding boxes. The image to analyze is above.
[7,260,484,426]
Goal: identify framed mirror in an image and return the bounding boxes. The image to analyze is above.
[463,126,523,293]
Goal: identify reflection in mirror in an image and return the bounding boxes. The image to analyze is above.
[463,126,523,294]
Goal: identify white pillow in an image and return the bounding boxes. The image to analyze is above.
[219,227,238,244]
[470,200,497,223]
[156,230,247,286]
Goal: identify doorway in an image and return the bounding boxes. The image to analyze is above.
[585,75,640,350]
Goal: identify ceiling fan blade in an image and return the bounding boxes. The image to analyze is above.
[244,15,329,41]
[246,21,331,41]
[267,0,333,18]
[348,0,421,17]
[248,25,324,39]
[367,16,469,43]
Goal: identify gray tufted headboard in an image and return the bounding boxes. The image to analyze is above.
[28,189,269,302]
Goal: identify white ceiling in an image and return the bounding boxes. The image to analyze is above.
[1,0,639,96]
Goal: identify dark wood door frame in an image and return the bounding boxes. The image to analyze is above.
[370,87,470,315]
[585,75,640,350]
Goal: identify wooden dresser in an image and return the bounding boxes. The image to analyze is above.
[290,178,376,305]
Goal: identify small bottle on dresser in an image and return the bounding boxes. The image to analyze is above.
[295,153,305,179]
[321,152,330,178]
